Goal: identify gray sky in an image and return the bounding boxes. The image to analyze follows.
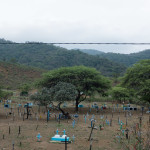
[0,0,150,54]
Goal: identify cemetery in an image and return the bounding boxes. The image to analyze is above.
[0,64,150,150]
[0,96,150,150]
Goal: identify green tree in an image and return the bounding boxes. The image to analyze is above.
[111,87,130,103]
[19,84,31,96]
[121,59,150,103]
[0,86,13,100]
[31,82,77,117]
[30,87,52,109]
[37,66,111,111]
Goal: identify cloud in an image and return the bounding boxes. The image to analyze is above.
[0,0,150,53]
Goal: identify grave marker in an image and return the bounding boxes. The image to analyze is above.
[72,135,75,143]
[72,120,75,128]
[36,133,42,142]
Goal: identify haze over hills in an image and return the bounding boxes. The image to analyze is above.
[76,49,150,66]
[0,39,126,77]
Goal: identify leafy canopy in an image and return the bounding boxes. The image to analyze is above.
[111,87,130,103]
[38,66,111,96]
[121,59,150,103]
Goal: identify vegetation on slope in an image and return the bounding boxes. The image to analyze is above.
[0,39,126,76]
[0,61,45,89]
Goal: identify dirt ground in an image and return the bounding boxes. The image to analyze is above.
[0,101,150,150]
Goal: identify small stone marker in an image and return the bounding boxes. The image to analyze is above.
[84,115,87,123]
[125,128,129,139]
[120,121,124,130]
[56,129,59,135]
[36,133,42,142]
[63,129,66,135]
[100,115,104,120]
[72,135,75,143]
[99,124,102,130]
[72,120,75,128]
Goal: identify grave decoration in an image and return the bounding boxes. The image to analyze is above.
[92,102,99,109]
[24,103,32,119]
[18,104,22,107]
[123,104,137,111]
[72,135,75,143]
[89,118,97,129]
[47,110,50,122]
[73,113,79,118]
[36,133,42,142]
[7,100,12,103]
[120,121,124,130]
[84,115,87,123]
[106,119,110,125]
[101,104,107,110]
[72,119,75,128]
[4,104,9,108]
[78,104,84,108]
[99,124,104,130]
[63,102,67,108]
[100,115,104,120]
[50,129,71,143]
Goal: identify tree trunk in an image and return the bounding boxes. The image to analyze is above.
[75,91,81,112]
[58,103,71,119]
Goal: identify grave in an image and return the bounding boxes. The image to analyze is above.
[51,129,70,143]
[92,102,99,109]
[4,104,9,108]
[78,104,84,108]
[36,133,42,142]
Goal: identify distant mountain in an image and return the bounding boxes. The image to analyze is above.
[73,49,105,55]
[0,38,126,77]
[0,61,45,89]
[75,49,150,66]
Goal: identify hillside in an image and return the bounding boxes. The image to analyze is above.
[77,49,150,66]
[0,61,45,89]
[73,49,105,55]
[0,39,126,77]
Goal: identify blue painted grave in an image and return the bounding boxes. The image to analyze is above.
[72,119,75,128]
[78,104,84,108]
[51,129,70,142]
[36,133,42,142]
[4,104,9,108]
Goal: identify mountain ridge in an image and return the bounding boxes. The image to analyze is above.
[0,38,126,77]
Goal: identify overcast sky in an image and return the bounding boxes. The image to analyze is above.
[0,0,150,54]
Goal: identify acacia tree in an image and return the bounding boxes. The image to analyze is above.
[111,87,130,103]
[121,59,150,104]
[30,87,52,110]
[37,66,111,111]
[49,82,77,117]
[31,82,77,117]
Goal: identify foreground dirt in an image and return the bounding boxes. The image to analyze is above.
[0,102,149,150]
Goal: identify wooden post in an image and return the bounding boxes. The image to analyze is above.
[18,126,21,134]
[90,138,93,150]
[9,126,10,134]
[110,119,112,126]
[126,117,128,126]
[65,136,67,150]
[36,125,38,131]
[88,123,95,141]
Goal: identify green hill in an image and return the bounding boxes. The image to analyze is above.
[0,39,126,77]
[77,49,150,66]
